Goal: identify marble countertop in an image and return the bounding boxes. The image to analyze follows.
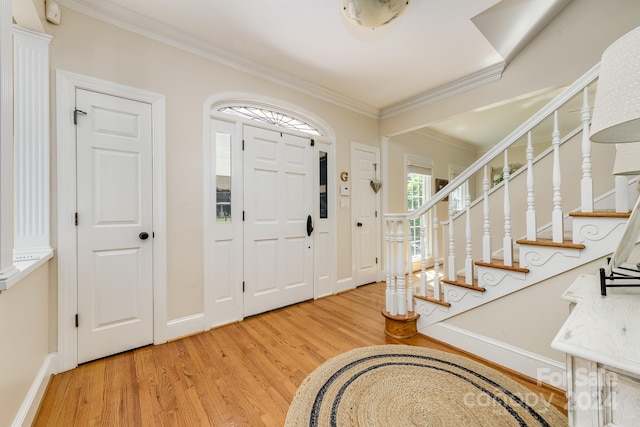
[551,273,640,375]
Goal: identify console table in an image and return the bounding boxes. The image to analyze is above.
[552,273,640,427]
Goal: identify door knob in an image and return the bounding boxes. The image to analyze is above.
[356,222,363,227]
[139,232,149,240]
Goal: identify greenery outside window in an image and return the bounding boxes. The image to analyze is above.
[406,156,433,260]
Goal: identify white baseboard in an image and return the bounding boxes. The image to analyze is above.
[13,352,57,427]
[421,322,567,391]
[166,313,205,341]
[336,277,355,293]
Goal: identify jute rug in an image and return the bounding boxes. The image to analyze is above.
[285,345,567,427]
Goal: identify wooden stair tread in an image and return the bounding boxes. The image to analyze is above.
[414,294,451,307]
[515,238,585,250]
[569,210,630,218]
[474,259,530,273]
[442,277,486,292]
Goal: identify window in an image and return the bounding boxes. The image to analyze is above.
[215,132,232,221]
[319,151,328,218]
[406,156,433,260]
[448,165,467,212]
[219,106,322,136]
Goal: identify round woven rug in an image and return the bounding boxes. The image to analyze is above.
[285,345,567,427]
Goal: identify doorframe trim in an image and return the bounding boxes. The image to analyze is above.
[56,70,167,372]
[350,142,382,287]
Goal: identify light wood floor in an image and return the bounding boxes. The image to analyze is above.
[34,282,567,426]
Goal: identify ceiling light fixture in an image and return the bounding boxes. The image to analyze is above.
[341,0,409,29]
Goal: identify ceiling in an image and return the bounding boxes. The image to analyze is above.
[59,0,573,147]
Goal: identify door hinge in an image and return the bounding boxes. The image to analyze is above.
[73,109,87,125]
[152,232,155,238]
[75,314,79,328]
[75,212,78,226]
[242,281,245,292]
[375,210,378,218]
[376,257,378,264]
[242,211,245,221]
[310,139,315,147]
[242,139,245,151]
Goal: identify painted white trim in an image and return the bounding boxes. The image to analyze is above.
[351,142,382,287]
[55,0,510,121]
[337,277,355,293]
[381,62,505,119]
[0,0,18,282]
[12,353,57,427]
[166,313,205,341]
[422,322,567,390]
[203,93,338,327]
[56,70,167,372]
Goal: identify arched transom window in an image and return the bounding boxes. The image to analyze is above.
[218,106,322,136]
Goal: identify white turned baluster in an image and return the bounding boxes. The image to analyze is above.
[526,132,537,241]
[552,111,564,243]
[580,87,593,213]
[447,202,456,280]
[432,213,441,299]
[482,165,491,263]
[407,225,414,311]
[502,151,514,266]
[419,221,426,295]
[464,181,473,284]
[615,175,629,213]
[386,220,397,315]
[396,220,407,315]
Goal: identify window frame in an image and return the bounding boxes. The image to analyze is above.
[405,155,433,263]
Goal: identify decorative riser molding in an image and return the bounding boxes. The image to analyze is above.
[419,323,566,391]
[417,216,629,327]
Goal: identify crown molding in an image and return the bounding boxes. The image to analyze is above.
[58,1,508,124]
[56,0,381,119]
[412,127,478,154]
[381,62,506,120]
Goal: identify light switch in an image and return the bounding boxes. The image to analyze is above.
[340,198,350,209]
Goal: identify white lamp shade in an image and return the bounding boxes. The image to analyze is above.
[590,26,640,144]
[613,142,640,175]
[341,0,408,28]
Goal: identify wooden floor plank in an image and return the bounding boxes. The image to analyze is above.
[33,282,566,425]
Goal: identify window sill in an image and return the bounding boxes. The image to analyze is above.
[0,248,54,293]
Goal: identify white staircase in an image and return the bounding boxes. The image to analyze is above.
[383,63,636,334]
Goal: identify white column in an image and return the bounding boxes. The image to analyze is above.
[552,111,564,243]
[580,87,593,213]
[13,27,52,252]
[0,0,18,283]
[526,132,537,241]
[482,165,491,263]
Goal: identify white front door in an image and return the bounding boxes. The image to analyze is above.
[76,89,154,363]
[243,126,314,316]
[352,144,380,286]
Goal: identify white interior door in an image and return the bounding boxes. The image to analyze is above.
[76,88,154,363]
[243,126,314,316]
[352,144,380,286]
